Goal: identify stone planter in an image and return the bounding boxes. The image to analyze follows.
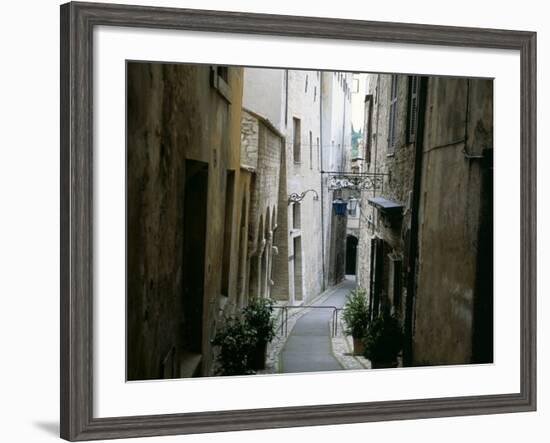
[352,337,365,356]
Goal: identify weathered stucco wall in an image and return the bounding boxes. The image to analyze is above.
[242,68,285,131]
[286,70,324,303]
[413,77,493,365]
[126,63,245,380]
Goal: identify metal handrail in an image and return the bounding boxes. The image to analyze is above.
[273,305,341,337]
[272,306,287,336]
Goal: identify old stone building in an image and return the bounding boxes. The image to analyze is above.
[243,68,352,305]
[126,63,248,380]
[240,109,284,304]
[321,72,354,287]
[356,73,493,366]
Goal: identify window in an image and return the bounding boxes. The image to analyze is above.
[314,86,317,102]
[292,202,301,229]
[388,74,398,153]
[305,75,308,93]
[210,65,231,103]
[407,76,420,144]
[364,94,373,165]
[293,236,303,301]
[293,117,301,163]
[216,66,228,82]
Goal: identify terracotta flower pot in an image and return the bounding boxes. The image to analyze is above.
[352,337,365,356]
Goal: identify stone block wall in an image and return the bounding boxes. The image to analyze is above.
[241,109,283,302]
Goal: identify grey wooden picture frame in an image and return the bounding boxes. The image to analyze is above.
[60,1,537,441]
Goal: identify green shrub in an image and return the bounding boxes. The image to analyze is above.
[212,316,256,376]
[342,287,370,338]
[363,313,404,364]
[243,297,276,345]
[213,297,276,376]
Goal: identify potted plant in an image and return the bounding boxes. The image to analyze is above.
[363,313,404,369]
[341,287,370,355]
[242,297,276,370]
[212,316,256,376]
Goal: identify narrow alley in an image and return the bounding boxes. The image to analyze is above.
[280,278,354,373]
[126,64,494,380]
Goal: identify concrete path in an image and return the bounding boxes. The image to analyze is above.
[280,277,356,373]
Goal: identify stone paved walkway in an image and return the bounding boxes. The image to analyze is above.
[279,277,356,373]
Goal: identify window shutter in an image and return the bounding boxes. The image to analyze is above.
[407,76,419,143]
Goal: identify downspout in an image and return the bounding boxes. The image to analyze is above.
[372,75,381,234]
[339,77,347,284]
[403,76,429,366]
[319,72,326,291]
[341,78,347,169]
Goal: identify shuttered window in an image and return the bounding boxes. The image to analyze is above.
[388,75,398,153]
[407,76,420,144]
[293,117,301,164]
[364,94,373,165]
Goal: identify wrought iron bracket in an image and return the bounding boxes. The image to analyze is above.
[288,189,319,205]
[322,171,387,191]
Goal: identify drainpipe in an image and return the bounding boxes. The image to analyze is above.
[372,75,381,234]
[319,72,326,291]
[341,77,347,170]
[403,76,428,366]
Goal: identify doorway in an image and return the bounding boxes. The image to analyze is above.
[293,236,303,301]
[180,160,208,375]
[345,235,358,275]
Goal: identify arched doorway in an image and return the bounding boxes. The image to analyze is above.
[345,235,358,275]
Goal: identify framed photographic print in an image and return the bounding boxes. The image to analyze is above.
[60,1,536,441]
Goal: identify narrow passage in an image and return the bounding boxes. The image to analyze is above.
[280,277,355,373]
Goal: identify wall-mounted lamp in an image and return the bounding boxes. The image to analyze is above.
[332,198,348,215]
[347,197,359,213]
[288,189,319,205]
